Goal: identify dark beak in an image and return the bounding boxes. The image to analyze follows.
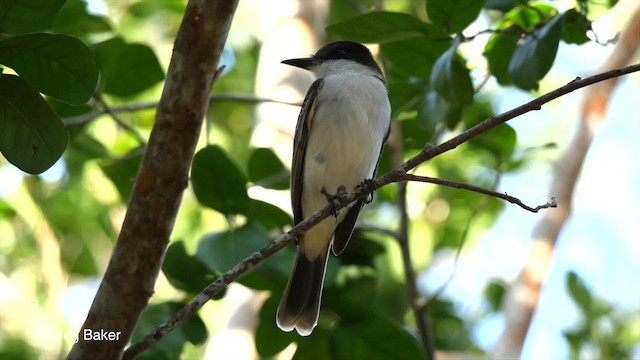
[281,57,320,70]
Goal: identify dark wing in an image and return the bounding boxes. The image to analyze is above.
[291,79,324,225]
[332,122,391,255]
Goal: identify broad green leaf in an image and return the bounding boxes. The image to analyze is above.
[508,14,563,90]
[69,244,98,276]
[294,326,333,360]
[255,295,297,357]
[567,271,593,316]
[0,75,68,174]
[91,37,164,97]
[331,313,425,360]
[132,302,208,359]
[248,199,292,231]
[162,241,218,294]
[500,3,556,29]
[484,279,507,312]
[485,0,518,12]
[469,123,517,158]
[337,231,385,267]
[420,90,463,130]
[381,36,451,77]
[326,12,429,43]
[196,222,270,273]
[484,28,520,85]
[0,34,99,104]
[325,275,377,320]
[561,9,591,45]
[0,0,65,34]
[51,0,113,39]
[248,147,289,190]
[427,0,486,33]
[430,38,474,106]
[388,82,423,118]
[191,145,251,215]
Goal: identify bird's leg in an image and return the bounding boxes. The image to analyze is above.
[322,185,349,221]
[355,178,376,204]
[321,187,340,220]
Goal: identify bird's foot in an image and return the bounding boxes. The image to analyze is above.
[355,179,376,204]
[321,186,348,221]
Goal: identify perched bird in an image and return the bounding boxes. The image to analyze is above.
[276,41,391,336]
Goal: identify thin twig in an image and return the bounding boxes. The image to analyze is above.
[123,63,640,358]
[92,93,147,145]
[63,94,301,126]
[399,174,557,212]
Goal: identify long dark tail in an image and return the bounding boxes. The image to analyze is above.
[276,246,329,336]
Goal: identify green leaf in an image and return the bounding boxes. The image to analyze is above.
[180,307,208,346]
[248,199,292,231]
[566,271,593,316]
[500,3,556,29]
[326,12,429,43]
[561,9,591,45]
[331,313,425,360]
[0,34,99,104]
[191,145,251,215]
[427,0,486,33]
[100,149,143,202]
[508,14,563,90]
[484,28,520,85]
[196,222,270,273]
[51,0,113,39]
[420,90,463,130]
[0,0,65,34]
[430,38,474,106]
[338,231,385,267]
[255,295,297,357]
[388,82,423,119]
[485,0,518,12]
[248,147,289,190]
[0,75,68,174]
[484,279,507,312]
[325,275,378,320]
[162,241,218,294]
[381,35,451,77]
[469,123,517,158]
[91,37,164,97]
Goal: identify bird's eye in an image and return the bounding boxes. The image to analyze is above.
[336,49,346,56]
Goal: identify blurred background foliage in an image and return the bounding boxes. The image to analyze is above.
[0,0,638,359]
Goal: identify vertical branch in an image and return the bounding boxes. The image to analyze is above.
[66,1,240,359]
[388,121,436,359]
[491,5,640,359]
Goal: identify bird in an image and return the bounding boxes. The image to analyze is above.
[276,41,391,336]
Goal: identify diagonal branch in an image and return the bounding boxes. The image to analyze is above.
[124,63,640,357]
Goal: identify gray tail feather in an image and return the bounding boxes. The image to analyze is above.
[276,246,329,336]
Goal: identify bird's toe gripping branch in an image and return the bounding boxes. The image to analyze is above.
[321,186,349,221]
[355,179,376,204]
